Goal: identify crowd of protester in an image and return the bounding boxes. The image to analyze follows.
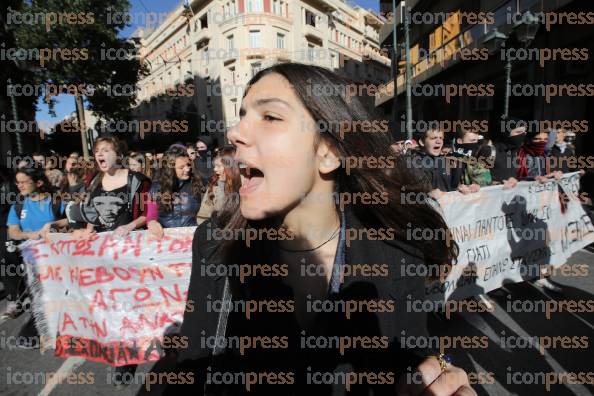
[0,62,590,394]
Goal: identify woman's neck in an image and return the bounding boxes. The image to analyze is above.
[278,193,339,251]
[104,167,124,177]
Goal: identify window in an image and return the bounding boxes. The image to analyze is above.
[247,0,263,12]
[249,30,261,48]
[231,98,238,116]
[276,33,285,49]
[231,0,237,15]
[307,44,315,62]
[305,10,316,27]
[227,35,234,51]
[251,62,262,77]
[330,51,338,68]
[200,14,208,29]
[229,66,236,84]
[272,0,278,15]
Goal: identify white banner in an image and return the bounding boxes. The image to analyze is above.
[20,173,594,360]
[20,227,194,366]
[426,172,594,301]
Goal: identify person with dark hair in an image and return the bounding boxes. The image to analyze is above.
[61,154,86,201]
[548,128,576,174]
[146,147,203,239]
[453,128,492,188]
[194,135,214,184]
[69,136,151,239]
[66,136,151,385]
[491,121,526,184]
[412,128,463,195]
[169,63,474,395]
[4,168,67,320]
[196,146,241,225]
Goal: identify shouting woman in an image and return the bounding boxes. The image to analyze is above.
[165,64,475,396]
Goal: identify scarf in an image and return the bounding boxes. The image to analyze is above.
[516,140,547,179]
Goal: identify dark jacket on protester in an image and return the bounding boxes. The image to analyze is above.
[149,180,200,228]
[492,135,524,182]
[410,151,460,192]
[163,209,432,395]
[194,154,213,185]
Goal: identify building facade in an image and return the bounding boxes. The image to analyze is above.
[132,0,390,147]
[376,0,594,143]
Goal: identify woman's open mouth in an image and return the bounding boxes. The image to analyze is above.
[97,158,108,169]
[239,163,264,195]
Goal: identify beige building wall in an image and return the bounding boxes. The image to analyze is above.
[133,0,390,144]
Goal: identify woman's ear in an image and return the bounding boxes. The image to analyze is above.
[317,140,342,175]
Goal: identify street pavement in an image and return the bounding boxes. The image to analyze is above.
[0,250,593,396]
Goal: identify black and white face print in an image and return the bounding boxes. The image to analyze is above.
[92,195,126,228]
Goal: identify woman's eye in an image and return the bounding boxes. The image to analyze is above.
[263,114,281,122]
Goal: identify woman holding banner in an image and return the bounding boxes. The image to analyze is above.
[170,63,476,396]
[146,146,203,239]
[4,168,66,345]
[67,136,151,386]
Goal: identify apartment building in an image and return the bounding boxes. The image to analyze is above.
[132,0,390,146]
[376,0,594,142]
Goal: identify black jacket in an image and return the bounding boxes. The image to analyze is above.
[167,210,432,396]
[410,151,460,192]
[491,142,518,182]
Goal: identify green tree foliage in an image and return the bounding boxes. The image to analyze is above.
[6,0,147,122]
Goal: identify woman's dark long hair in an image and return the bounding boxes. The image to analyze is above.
[154,147,203,213]
[220,63,458,268]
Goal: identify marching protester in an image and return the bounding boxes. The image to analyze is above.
[171,63,475,395]
[548,128,576,174]
[65,136,151,385]
[491,121,526,184]
[146,147,203,239]
[194,136,214,184]
[196,146,241,225]
[127,151,148,176]
[4,168,66,346]
[453,128,492,188]
[69,136,151,238]
[412,128,463,196]
[61,153,86,202]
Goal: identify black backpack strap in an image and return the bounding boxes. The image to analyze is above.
[14,201,23,222]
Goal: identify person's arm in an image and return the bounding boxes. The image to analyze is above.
[196,194,215,225]
[397,357,476,395]
[71,222,95,239]
[114,215,146,237]
[8,224,40,241]
[39,218,69,239]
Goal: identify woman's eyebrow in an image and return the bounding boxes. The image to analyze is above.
[239,97,293,116]
[253,97,293,110]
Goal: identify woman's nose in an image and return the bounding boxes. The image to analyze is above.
[228,119,250,147]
